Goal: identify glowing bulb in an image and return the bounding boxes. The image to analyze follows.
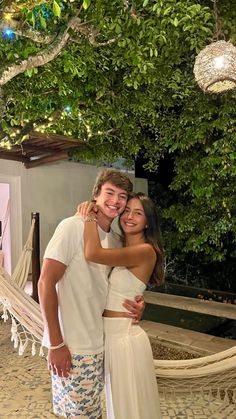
[4,13,13,22]
[2,27,15,39]
[64,106,71,113]
[213,56,227,70]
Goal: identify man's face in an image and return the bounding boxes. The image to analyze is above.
[94,182,128,221]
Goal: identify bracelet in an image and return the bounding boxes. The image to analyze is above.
[85,216,97,222]
[50,341,65,350]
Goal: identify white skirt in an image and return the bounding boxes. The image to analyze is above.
[103,318,162,419]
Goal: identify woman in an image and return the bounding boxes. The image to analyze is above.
[81,193,164,419]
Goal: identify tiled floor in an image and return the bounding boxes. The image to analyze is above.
[0,320,235,419]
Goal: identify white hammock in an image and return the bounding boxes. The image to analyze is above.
[0,218,44,355]
[0,222,236,414]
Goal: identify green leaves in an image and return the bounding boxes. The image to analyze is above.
[39,13,47,29]
[52,0,61,17]
[83,0,91,10]
[0,0,235,265]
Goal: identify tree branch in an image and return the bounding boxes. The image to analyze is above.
[0,18,78,86]
[70,20,121,46]
[0,15,121,87]
[14,27,55,44]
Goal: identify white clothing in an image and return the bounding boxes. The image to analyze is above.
[105,267,146,311]
[42,216,120,355]
[104,268,162,419]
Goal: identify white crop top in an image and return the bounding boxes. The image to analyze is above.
[105,266,146,311]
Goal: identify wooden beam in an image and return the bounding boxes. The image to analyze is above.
[29,131,84,145]
[17,143,58,154]
[144,291,236,320]
[24,151,68,168]
[0,152,28,163]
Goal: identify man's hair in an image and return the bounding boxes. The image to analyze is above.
[92,168,133,198]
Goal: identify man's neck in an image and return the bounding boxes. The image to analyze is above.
[97,212,113,233]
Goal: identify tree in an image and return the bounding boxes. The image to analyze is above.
[0,0,235,263]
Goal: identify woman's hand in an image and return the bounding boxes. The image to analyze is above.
[76,201,97,218]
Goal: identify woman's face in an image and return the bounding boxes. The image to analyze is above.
[119,198,147,235]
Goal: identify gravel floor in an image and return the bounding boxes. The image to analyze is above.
[150,337,200,360]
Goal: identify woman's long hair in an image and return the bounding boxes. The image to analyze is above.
[119,192,165,286]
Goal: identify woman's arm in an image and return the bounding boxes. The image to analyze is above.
[84,219,155,267]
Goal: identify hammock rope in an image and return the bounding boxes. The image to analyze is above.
[0,220,235,414]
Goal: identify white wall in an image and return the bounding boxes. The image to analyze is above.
[0,183,11,273]
[0,159,147,269]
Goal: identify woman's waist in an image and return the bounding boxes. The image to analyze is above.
[103,317,143,336]
[103,309,128,318]
[105,289,140,312]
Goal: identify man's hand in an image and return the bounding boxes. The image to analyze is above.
[47,345,72,378]
[122,295,145,324]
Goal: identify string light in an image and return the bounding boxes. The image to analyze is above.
[0,139,12,149]
[63,105,72,113]
[3,13,13,22]
[2,27,16,40]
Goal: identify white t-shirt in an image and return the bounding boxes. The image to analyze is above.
[42,216,120,355]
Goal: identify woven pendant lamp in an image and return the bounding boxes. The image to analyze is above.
[194,40,236,93]
[193,0,236,93]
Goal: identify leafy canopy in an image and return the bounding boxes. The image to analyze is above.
[0,0,235,262]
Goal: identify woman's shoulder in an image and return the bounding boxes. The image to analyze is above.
[132,242,156,261]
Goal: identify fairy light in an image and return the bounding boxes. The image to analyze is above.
[63,105,72,113]
[2,27,16,40]
[0,139,12,149]
[3,13,13,22]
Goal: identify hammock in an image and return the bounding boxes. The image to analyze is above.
[0,222,236,415]
[0,218,44,355]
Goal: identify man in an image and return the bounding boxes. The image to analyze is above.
[38,169,144,419]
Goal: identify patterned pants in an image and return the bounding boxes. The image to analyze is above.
[51,352,104,418]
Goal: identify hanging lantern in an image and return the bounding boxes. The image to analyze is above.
[194,40,236,93]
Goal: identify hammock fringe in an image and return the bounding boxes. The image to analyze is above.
[0,220,235,414]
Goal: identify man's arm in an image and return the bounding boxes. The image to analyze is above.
[38,258,71,378]
[123,296,145,324]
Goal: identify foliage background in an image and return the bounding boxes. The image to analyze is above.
[0,0,235,290]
